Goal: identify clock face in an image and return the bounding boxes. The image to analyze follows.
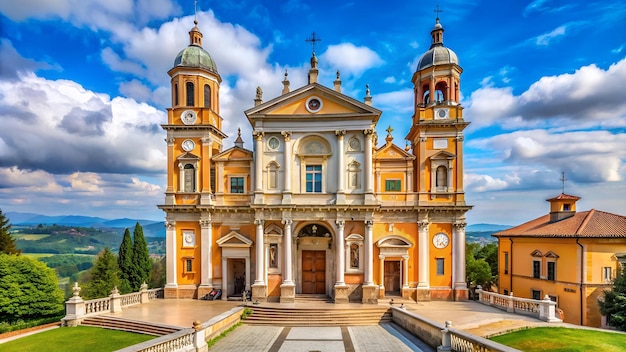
[268,137,279,150]
[181,110,197,125]
[182,139,195,152]
[183,232,195,246]
[306,97,322,113]
[433,233,449,249]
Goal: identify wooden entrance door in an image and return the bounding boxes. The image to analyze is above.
[384,261,401,294]
[302,250,326,294]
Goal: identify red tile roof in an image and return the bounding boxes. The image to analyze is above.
[493,209,626,238]
[546,193,581,201]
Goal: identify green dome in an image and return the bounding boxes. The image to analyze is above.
[173,45,218,73]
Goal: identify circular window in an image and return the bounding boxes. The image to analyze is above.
[268,137,280,150]
[305,96,323,113]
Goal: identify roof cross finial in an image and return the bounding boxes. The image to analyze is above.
[434,4,443,20]
[560,171,567,194]
[305,32,322,54]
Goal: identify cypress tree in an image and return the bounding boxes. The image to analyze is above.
[131,222,151,291]
[117,228,133,293]
[0,209,20,255]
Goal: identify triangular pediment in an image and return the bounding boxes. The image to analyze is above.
[244,83,381,123]
[217,231,253,247]
[177,152,200,161]
[374,143,415,160]
[213,147,253,162]
[431,150,456,160]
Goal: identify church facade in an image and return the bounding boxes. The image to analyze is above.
[159,17,471,303]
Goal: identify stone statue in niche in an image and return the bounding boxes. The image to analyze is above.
[269,243,278,268]
[350,243,359,268]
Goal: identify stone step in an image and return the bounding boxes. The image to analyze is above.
[243,306,392,326]
[81,315,181,336]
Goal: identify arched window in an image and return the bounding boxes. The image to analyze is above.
[174,83,179,106]
[422,84,430,104]
[436,166,447,188]
[184,164,195,192]
[186,82,194,106]
[203,84,211,108]
[435,81,447,103]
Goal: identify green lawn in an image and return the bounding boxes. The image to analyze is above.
[1,326,153,352]
[491,327,626,352]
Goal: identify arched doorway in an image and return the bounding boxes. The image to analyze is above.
[295,223,333,295]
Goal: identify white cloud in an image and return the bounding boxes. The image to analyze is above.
[321,43,384,76]
[119,79,152,101]
[465,58,626,130]
[535,25,566,45]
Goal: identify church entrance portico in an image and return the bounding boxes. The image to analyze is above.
[295,223,334,296]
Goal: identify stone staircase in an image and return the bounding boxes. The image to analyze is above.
[243,305,392,326]
[294,294,333,303]
[81,315,181,336]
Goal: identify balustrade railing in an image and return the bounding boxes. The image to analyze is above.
[62,282,164,326]
[476,288,561,322]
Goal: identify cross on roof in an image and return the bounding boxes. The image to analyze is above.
[434,4,443,19]
[305,32,322,53]
[560,171,567,194]
[386,126,394,135]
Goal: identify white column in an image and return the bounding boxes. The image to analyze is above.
[253,131,264,192]
[200,220,212,286]
[221,257,227,300]
[364,129,374,194]
[282,219,294,284]
[335,220,345,285]
[453,223,467,290]
[165,221,177,288]
[402,254,410,288]
[281,131,292,204]
[335,131,346,198]
[254,219,265,285]
[379,254,385,291]
[417,221,430,288]
[364,220,374,285]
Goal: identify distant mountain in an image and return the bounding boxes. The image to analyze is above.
[467,223,511,232]
[6,211,165,237]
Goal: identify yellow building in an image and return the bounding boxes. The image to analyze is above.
[494,193,626,327]
[158,17,472,303]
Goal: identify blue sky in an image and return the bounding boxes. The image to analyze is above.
[0,0,624,225]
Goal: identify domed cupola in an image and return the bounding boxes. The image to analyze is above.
[173,20,218,74]
[416,18,460,71]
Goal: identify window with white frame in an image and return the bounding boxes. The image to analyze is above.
[603,267,613,282]
[306,165,322,193]
[230,176,245,193]
[547,261,556,281]
[532,260,541,279]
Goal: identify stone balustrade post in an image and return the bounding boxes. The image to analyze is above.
[193,320,208,352]
[437,321,452,352]
[110,286,122,313]
[62,282,85,327]
[507,292,515,313]
[140,282,149,303]
[476,285,483,302]
[540,295,562,322]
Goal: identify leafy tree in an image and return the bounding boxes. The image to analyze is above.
[599,268,626,331]
[476,243,498,277]
[466,243,495,292]
[117,228,133,293]
[150,256,166,289]
[82,247,120,299]
[0,209,20,255]
[130,223,151,291]
[0,254,64,322]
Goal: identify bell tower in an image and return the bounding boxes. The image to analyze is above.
[406,15,468,206]
[163,19,227,206]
